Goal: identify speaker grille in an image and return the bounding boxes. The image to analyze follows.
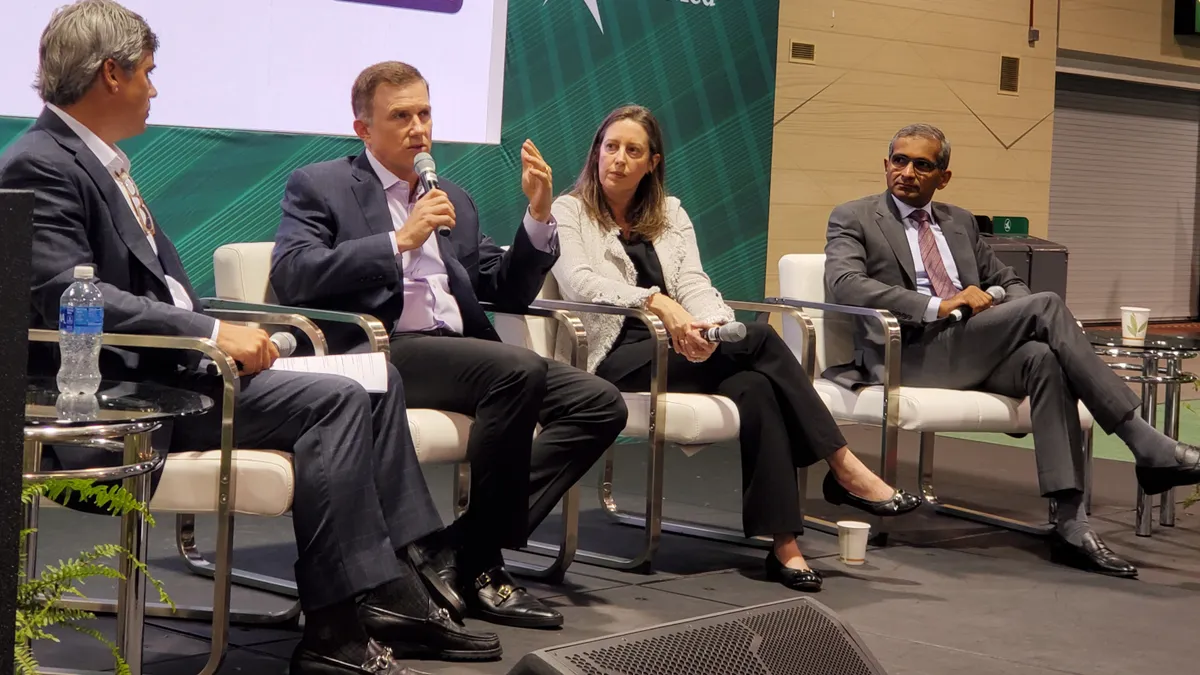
[527,598,886,675]
[790,41,816,63]
[1000,56,1020,93]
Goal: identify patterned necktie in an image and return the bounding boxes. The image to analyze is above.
[114,169,155,237]
[910,209,957,298]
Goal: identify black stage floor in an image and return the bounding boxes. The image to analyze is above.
[31,426,1200,674]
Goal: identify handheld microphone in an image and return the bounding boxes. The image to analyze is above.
[702,322,747,343]
[948,286,1006,323]
[207,331,297,376]
[413,152,450,237]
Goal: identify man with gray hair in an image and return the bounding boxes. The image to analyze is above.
[0,2,501,672]
[822,123,1200,578]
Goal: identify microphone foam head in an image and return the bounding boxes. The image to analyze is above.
[413,152,436,175]
[273,332,298,357]
[988,285,1007,302]
[723,322,748,342]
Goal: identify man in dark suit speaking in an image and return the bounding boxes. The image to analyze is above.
[0,3,499,673]
[823,123,1200,579]
[270,62,627,629]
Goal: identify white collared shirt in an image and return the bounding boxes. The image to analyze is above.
[47,105,219,339]
[365,149,558,334]
[891,194,963,322]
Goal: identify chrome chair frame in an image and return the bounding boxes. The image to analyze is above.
[29,327,242,675]
[769,296,1091,538]
[526,298,828,572]
[204,299,592,585]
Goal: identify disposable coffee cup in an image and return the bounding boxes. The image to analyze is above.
[1120,306,1150,342]
[836,520,871,566]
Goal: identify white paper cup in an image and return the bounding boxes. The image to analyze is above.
[836,520,871,566]
[1120,306,1150,342]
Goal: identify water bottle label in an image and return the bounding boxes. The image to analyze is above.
[60,306,104,334]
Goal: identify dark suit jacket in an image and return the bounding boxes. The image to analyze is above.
[0,108,221,506]
[270,152,557,352]
[822,191,1030,387]
[0,108,216,377]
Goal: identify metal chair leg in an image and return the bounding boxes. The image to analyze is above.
[511,483,579,583]
[920,431,1055,537]
[176,513,299,598]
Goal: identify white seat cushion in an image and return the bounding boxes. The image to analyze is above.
[409,408,473,464]
[621,393,740,445]
[151,449,294,516]
[814,378,1094,432]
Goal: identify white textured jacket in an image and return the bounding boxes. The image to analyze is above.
[550,194,735,373]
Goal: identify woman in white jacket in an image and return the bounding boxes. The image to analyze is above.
[551,106,920,592]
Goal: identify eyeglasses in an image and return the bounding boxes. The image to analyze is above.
[889,154,941,174]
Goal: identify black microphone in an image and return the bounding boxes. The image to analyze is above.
[948,286,1006,323]
[702,322,747,343]
[413,152,449,237]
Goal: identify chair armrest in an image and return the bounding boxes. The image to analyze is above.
[28,327,240,460]
[200,298,389,356]
[201,308,327,356]
[726,300,816,379]
[531,298,669,341]
[764,297,901,390]
[479,302,590,370]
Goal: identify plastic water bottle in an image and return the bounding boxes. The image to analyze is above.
[57,265,104,396]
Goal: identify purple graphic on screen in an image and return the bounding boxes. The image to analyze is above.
[339,0,464,13]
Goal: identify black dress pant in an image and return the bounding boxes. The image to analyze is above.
[598,322,845,538]
[390,333,627,556]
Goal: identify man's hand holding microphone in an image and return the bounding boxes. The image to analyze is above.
[937,285,1007,322]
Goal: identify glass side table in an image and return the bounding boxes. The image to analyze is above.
[25,378,211,675]
[1086,330,1199,537]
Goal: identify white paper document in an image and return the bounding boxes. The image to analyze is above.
[271,352,388,393]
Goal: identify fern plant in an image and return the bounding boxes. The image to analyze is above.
[15,479,173,675]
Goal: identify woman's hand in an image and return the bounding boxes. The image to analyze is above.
[647,294,714,363]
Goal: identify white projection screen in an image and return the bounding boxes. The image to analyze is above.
[0,0,510,144]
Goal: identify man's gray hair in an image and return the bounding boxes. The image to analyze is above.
[889,123,951,170]
[35,0,158,106]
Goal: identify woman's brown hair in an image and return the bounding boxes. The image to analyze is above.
[570,105,668,241]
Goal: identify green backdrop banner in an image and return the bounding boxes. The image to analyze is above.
[1,0,778,299]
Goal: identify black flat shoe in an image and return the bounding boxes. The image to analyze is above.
[1136,443,1200,495]
[764,552,822,592]
[465,566,563,629]
[290,638,429,674]
[406,542,466,621]
[359,601,502,662]
[822,472,922,517]
[1049,531,1138,579]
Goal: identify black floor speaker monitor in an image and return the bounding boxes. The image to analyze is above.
[508,597,888,675]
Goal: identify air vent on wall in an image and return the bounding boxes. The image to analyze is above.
[790,41,815,64]
[999,56,1020,94]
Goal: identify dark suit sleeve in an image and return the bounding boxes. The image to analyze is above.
[271,167,402,310]
[824,202,933,325]
[969,216,1031,300]
[468,191,558,311]
[6,152,216,337]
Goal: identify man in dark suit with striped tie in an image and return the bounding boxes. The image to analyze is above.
[822,123,1200,580]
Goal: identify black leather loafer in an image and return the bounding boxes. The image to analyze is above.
[1050,532,1138,579]
[822,472,922,517]
[765,552,822,592]
[406,543,466,621]
[359,601,502,662]
[290,638,429,674]
[466,566,563,629]
[1136,443,1200,495]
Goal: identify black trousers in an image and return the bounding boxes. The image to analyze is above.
[168,362,440,611]
[598,322,846,538]
[390,333,627,555]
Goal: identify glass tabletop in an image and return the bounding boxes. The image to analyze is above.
[25,378,213,427]
[1085,328,1200,353]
